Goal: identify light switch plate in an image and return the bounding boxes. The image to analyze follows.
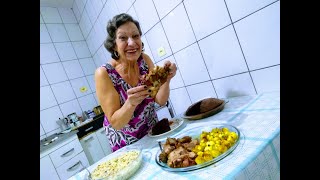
[80,86,88,93]
[157,47,166,57]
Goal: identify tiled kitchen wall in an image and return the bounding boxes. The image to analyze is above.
[40,0,280,139]
[40,6,102,139]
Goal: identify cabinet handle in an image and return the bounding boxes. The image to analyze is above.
[84,136,93,142]
[61,148,75,157]
[67,161,81,171]
[85,126,93,132]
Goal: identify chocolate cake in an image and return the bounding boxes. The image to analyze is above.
[152,118,171,135]
[199,98,224,113]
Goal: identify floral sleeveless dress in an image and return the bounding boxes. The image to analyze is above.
[101,55,158,152]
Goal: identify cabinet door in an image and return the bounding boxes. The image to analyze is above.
[40,155,60,180]
[95,127,112,156]
[56,152,89,180]
[80,133,105,165]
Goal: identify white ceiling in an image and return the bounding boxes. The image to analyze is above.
[40,0,75,8]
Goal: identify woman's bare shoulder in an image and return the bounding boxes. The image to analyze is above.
[142,53,155,69]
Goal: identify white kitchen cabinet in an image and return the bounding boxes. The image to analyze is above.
[56,152,89,180]
[40,133,89,180]
[49,138,84,168]
[40,155,60,180]
[95,127,112,156]
[80,132,105,165]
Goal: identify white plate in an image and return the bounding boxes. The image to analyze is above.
[148,118,184,138]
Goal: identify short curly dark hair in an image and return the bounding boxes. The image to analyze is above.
[104,13,142,60]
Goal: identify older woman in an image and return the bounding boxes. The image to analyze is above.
[95,13,177,152]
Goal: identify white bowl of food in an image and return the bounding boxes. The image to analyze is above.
[89,148,142,180]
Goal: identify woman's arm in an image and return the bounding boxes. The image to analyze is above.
[95,67,149,130]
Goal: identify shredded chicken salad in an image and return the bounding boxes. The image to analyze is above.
[91,150,140,180]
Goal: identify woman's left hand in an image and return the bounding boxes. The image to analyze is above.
[164,61,177,81]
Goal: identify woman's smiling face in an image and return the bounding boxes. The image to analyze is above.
[114,21,142,61]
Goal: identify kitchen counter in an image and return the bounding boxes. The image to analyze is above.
[69,91,280,179]
[40,130,78,158]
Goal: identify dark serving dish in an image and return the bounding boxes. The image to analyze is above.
[181,98,227,120]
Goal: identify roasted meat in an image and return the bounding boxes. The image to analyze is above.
[141,65,170,98]
[158,136,199,168]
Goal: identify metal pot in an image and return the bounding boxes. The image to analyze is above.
[67,112,78,123]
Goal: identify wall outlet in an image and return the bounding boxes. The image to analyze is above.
[157,47,166,57]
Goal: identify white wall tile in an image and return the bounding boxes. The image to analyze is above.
[58,7,78,23]
[86,75,96,92]
[199,25,248,79]
[72,41,92,58]
[86,28,100,55]
[40,44,60,64]
[85,1,99,25]
[79,58,96,75]
[169,87,192,115]
[134,0,159,33]
[161,3,196,53]
[40,86,58,110]
[92,0,104,16]
[225,0,277,22]
[46,24,70,42]
[64,24,85,41]
[174,43,210,85]
[42,63,68,84]
[101,0,107,5]
[104,0,120,23]
[40,106,63,133]
[92,22,105,48]
[51,81,76,104]
[40,123,45,136]
[153,0,182,19]
[40,7,62,23]
[40,15,44,23]
[234,2,279,70]
[127,5,140,22]
[184,0,231,40]
[156,55,184,89]
[93,92,99,105]
[213,73,256,98]
[70,77,92,97]
[40,24,52,43]
[62,60,85,79]
[93,46,108,67]
[75,0,87,14]
[78,94,98,112]
[97,5,110,37]
[79,9,93,38]
[186,81,217,103]
[141,36,154,63]
[40,66,49,87]
[145,23,172,63]
[54,42,77,61]
[59,99,83,117]
[114,0,133,13]
[251,65,280,94]
[72,1,81,23]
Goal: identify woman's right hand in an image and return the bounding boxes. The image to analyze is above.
[126,85,150,107]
